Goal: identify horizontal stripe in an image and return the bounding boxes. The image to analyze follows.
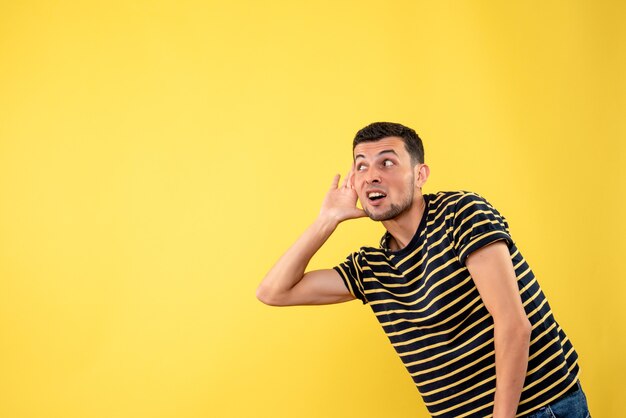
[369,273,472,309]
[402,324,494,366]
[394,309,490,351]
[425,375,495,406]
[376,294,482,329]
[414,349,494,383]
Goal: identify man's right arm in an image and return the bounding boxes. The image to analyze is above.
[256,171,365,306]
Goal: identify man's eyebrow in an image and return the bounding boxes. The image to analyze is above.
[354,149,399,160]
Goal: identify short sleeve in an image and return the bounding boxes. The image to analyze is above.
[452,192,514,266]
[333,252,368,304]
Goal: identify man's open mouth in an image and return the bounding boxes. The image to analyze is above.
[367,191,387,202]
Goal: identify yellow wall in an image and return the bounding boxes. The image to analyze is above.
[1,1,624,417]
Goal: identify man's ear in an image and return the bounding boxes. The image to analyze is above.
[415,163,430,188]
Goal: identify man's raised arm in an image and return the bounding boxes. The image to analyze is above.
[256,170,365,306]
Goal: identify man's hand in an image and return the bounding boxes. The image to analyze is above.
[319,169,366,224]
[256,169,363,306]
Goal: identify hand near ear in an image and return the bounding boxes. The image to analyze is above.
[319,169,366,225]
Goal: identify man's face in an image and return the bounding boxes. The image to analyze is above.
[353,137,418,221]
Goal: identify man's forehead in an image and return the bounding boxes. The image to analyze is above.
[353,137,406,158]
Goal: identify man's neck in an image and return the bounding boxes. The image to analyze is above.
[382,194,426,252]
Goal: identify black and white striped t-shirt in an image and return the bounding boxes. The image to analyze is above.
[334,190,580,417]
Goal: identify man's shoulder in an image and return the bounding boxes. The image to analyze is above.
[428,189,481,201]
[337,245,392,269]
[354,245,389,259]
[426,190,480,212]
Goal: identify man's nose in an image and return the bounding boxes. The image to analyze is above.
[366,168,381,184]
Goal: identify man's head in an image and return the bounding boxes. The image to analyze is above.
[353,122,424,166]
[352,122,429,222]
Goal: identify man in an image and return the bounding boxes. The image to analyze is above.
[256,122,590,417]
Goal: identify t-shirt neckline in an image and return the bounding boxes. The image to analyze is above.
[381,193,431,257]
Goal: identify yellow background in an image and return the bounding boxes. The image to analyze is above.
[1,1,624,417]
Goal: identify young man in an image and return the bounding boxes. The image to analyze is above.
[256,122,590,418]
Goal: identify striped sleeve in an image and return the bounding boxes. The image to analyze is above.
[333,252,368,304]
[452,192,515,265]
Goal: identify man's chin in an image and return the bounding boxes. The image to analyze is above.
[365,202,410,222]
[364,208,393,222]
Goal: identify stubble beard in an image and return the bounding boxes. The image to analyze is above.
[364,173,416,222]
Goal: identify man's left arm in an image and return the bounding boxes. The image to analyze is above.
[465,240,532,418]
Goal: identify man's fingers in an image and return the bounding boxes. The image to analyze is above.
[332,168,357,190]
[340,173,349,189]
[341,166,355,189]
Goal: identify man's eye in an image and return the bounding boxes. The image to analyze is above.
[383,160,394,167]
[357,165,367,171]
